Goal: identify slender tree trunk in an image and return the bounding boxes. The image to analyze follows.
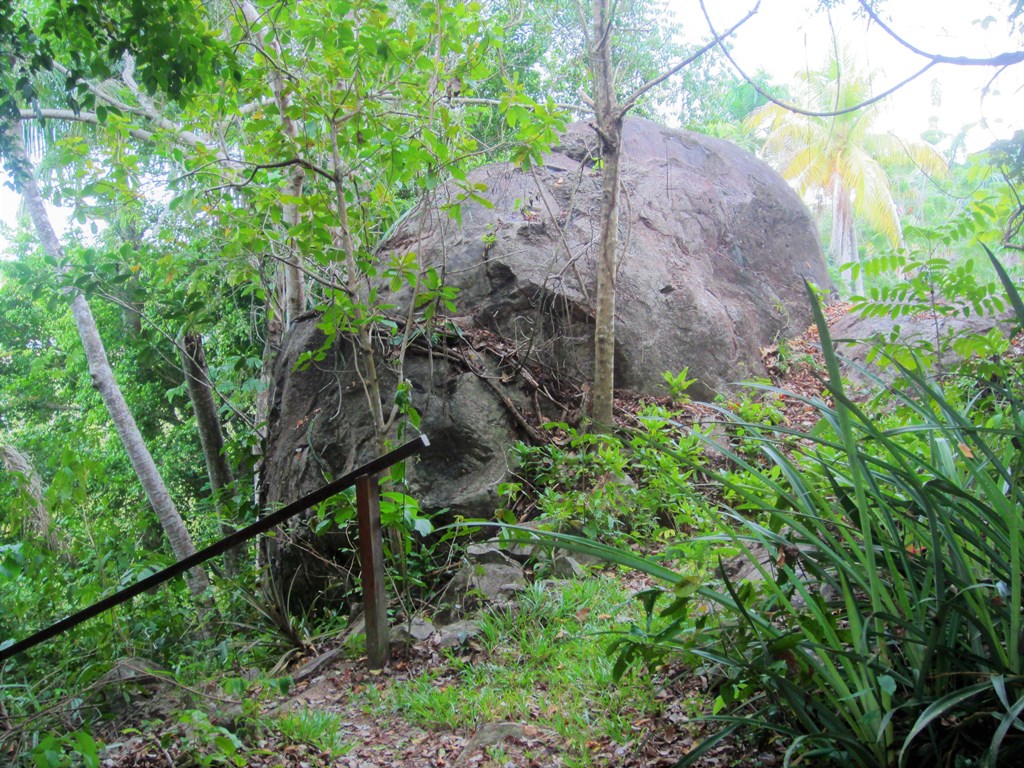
[1,444,63,555]
[239,0,306,325]
[8,127,211,600]
[252,288,281,505]
[589,0,623,431]
[831,182,862,294]
[328,122,391,456]
[238,0,305,508]
[181,332,240,575]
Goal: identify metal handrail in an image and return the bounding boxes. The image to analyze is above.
[0,434,430,664]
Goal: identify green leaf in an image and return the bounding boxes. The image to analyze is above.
[982,243,1024,325]
[449,523,684,585]
[900,683,990,760]
[878,675,896,696]
[73,732,100,768]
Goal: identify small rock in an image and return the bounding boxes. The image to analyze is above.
[466,543,517,567]
[704,422,733,455]
[345,615,367,638]
[435,619,482,648]
[537,579,565,591]
[437,562,526,616]
[568,549,605,567]
[495,524,552,563]
[389,617,436,645]
[500,539,541,563]
[719,541,775,583]
[83,657,168,717]
[454,722,528,766]
[550,555,585,579]
[292,647,346,682]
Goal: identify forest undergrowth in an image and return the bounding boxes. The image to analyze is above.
[4,261,1024,768]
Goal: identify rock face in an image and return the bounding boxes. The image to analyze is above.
[260,118,828,606]
[386,118,828,401]
[830,309,1016,385]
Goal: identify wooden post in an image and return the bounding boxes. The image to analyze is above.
[356,473,389,669]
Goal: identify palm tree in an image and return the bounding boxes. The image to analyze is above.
[746,51,948,293]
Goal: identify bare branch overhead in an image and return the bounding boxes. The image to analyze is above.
[621,2,761,114]
[698,0,936,118]
[857,0,1024,68]
[700,0,1023,121]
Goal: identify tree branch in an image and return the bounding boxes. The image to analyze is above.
[858,0,1024,67]
[452,96,586,113]
[232,0,299,83]
[18,109,155,142]
[571,0,592,51]
[698,0,936,118]
[90,287,255,427]
[197,157,335,193]
[263,249,354,297]
[51,61,221,154]
[621,1,761,114]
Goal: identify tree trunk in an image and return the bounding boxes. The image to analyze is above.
[239,0,306,325]
[238,0,305,506]
[588,0,623,431]
[328,122,392,457]
[1,444,62,555]
[181,332,240,575]
[831,182,862,294]
[8,126,211,600]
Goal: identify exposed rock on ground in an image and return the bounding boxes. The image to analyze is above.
[389,617,436,646]
[829,309,1017,384]
[550,555,586,579]
[433,547,527,625]
[434,619,482,649]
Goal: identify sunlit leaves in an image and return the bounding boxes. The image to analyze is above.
[746,49,949,290]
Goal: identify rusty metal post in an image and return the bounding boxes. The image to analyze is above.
[0,435,430,665]
[356,473,389,669]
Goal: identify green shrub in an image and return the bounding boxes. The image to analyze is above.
[531,252,1024,767]
[501,403,711,543]
[617,266,1024,766]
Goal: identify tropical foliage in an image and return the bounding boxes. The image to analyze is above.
[987,129,1024,253]
[746,51,949,292]
[1,0,1024,765]
[517,254,1024,766]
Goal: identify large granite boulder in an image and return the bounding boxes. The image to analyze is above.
[259,118,828,607]
[259,328,518,607]
[384,118,828,400]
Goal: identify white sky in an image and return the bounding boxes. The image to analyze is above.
[2,0,1023,237]
[674,0,1024,151]
[0,186,21,240]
